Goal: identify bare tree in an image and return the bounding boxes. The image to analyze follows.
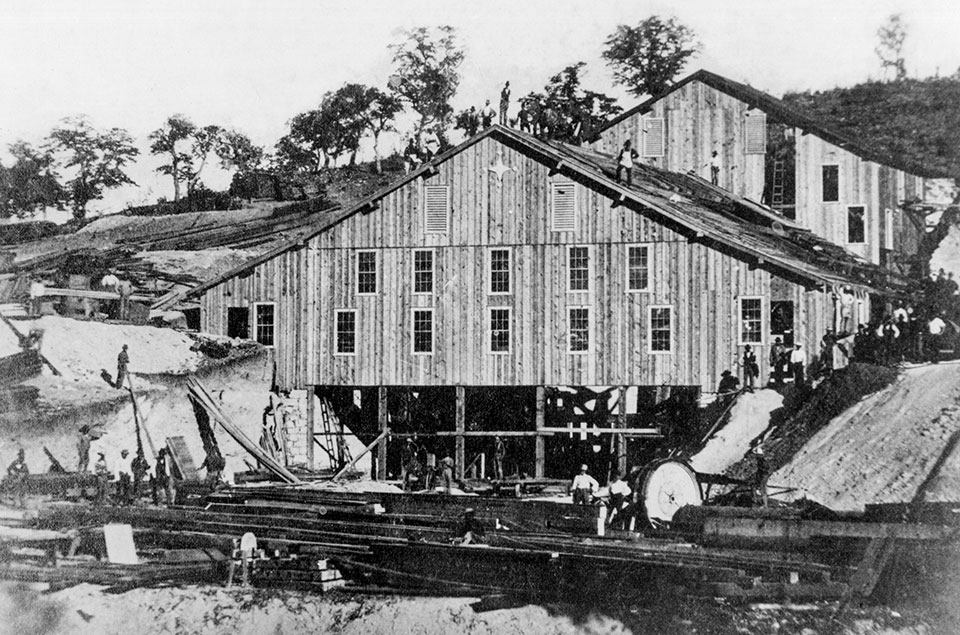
[876,13,908,81]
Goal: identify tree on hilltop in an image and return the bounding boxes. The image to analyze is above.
[876,13,908,81]
[602,16,701,97]
[47,116,138,223]
[388,26,464,148]
[149,114,195,202]
[0,141,65,219]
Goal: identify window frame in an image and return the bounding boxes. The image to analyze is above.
[625,244,651,293]
[846,205,866,245]
[884,207,894,250]
[488,248,512,295]
[412,249,435,295]
[550,181,577,232]
[647,305,673,354]
[567,306,591,355]
[567,245,590,293]
[738,296,764,346]
[423,184,450,234]
[334,309,357,356]
[411,308,434,355]
[821,164,840,203]
[356,250,378,296]
[252,302,277,348]
[488,306,512,355]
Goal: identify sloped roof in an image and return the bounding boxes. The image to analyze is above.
[593,69,944,179]
[182,125,912,304]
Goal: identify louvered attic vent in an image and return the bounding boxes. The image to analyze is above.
[745,112,767,154]
[424,185,450,234]
[642,117,665,158]
[551,182,576,232]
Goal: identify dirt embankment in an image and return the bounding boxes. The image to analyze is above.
[771,362,960,510]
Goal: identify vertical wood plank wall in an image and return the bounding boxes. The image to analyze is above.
[199,136,840,391]
[595,80,924,269]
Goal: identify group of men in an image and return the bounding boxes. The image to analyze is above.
[569,464,636,530]
[399,437,456,493]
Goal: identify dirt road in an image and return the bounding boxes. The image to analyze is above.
[775,361,960,510]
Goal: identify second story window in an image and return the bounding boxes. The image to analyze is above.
[626,245,650,292]
[568,246,589,292]
[412,309,433,354]
[335,310,356,355]
[413,250,434,294]
[847,206,866,244]
[568,307,590,353]
[648,305,673,353]
[489,307,511,354]
[822,165,839,203]
[489,248,511,294]
[357,251,377,295]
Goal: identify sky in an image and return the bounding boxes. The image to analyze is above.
[0,0,958,218]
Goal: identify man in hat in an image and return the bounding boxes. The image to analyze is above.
[717,370,739,395]
[400,438,421,491]
[570,464,598,505]
[93,451,110,504]
[770,337,786,386]
[455,508,485,545]
[6,448,29,508]
[77,425,93,472]
[790,343,807,387]
[153,448,172,506]
[115,344,129,390]
[115,449,133,505]
[440,456,455,494]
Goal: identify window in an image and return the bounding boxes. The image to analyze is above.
[412,309,433,354]
[642,117,665,157]
[226,307,249,339]
[357,251,377,295]
[568,246,589,292]
[335,310,356,355]
[739,297,763,345]
[744,112,767,154]
[489,307,511,354]
[489,248,511,294]
[413,250,434,294]
[626,245,650,292]
[424,185,449,234]
[648,305,673,353]
[568,307,590,353]
[253,303,276,347]
[847,206,866,244]
[551,182,576,232]
[822,165,839,202]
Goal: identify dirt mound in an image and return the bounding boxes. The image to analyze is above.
[689,389,784,475]
[770,362,960,510]
[724,363,898,484]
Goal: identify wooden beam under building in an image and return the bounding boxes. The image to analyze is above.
[618,386,628,475]
[535,386,545,479]
[306,387,315,470]
[455,386,465,480]
[377,386,388,480]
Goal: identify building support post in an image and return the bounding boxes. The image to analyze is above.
[377,386,388,481]
[617,386,628,475]
[535,386,545,479]
[306,386,316,470]
[455,386,466,480]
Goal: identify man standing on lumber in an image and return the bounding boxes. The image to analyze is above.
[114,449,133,505]
[6,448,29,508]
[114,344,129,389]
[570,464,599,505]
[77,425,93,472]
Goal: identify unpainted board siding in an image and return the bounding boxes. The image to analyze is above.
[199,136,841,390]
[594,81,765,202]
[597,80,924,268]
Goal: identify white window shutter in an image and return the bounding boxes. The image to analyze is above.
[551,182,576,232]
[642,117,665,158]
[424,185,449,234]
[745,112,767,154]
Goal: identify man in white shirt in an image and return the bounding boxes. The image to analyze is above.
[570,464,599,505]
[114,449,133,504]
[789,344,807,386]
[928,314,947,363]
[606,471,633,528]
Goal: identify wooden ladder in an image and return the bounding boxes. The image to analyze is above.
[315,396,353,471]
[771,159,785,208]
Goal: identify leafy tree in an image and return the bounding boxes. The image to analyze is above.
[47,116,139,222]
[187,124,226,196]
[388,26,464,146]
[355,87,403,173]
[602,16,701,97]
[876,13,907,81]
[535,63,622,143]
[0,141,65,218]
[219,129,263,175]
[149,114,195,202]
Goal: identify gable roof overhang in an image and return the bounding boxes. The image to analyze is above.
[592,69,946,179]
[180,125,911,304]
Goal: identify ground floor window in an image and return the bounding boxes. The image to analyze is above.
[253,303,276,346]
[739,297,763,345]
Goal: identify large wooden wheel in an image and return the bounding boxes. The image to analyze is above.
[641,460,702,523]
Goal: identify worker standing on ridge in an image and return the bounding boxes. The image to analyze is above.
[115,344,129,390]
[77,425,93,472]
[615,140,639,187]
[570,463,599,505]
[480,99,497,129]
[499,81,511,126]
[789,343,807,387]
[6,448,29,508]
[742,345,758,392]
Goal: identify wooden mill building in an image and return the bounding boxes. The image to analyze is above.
[592,69,938,278]
[183,125,907,481]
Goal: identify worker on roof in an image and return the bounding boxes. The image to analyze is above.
[499,81,511,126]
[615,140,639,187]
[570,464,598,505]
[480,99,497,129]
